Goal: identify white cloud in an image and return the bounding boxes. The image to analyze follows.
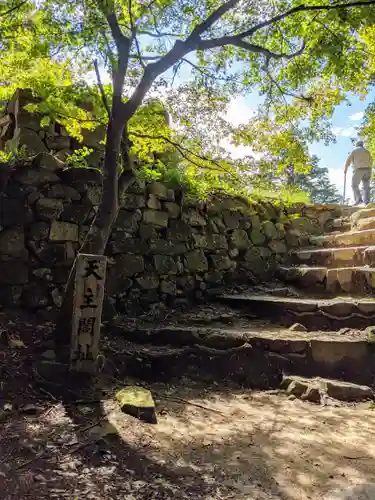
[218,97,259,158]
[332,126,356,138]
[224,97,256,126]
[349,111,364,121]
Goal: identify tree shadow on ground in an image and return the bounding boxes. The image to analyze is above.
[2,310,375,499]
[3,371,375,500]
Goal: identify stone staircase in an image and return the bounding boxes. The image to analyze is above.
[218,205,375,329]
[113,204,375,399]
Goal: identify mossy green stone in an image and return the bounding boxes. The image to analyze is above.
[116,386,157,424]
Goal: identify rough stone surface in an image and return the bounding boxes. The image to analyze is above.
[136,274,159,290]
[111,255,144,278]
[185,250,209,273]
[33,153,65,171]
[122,194,145,209]
[230,229,250,250]
[223,211,242,230]
[182,209,207,227]
[250,229,266,246]
[147,194,161,210]
[143,209,169,228]
[36,198,64,220]
[49,221,78,242]
[14,127,48,155]
[164,202,180,219]
[0,227,25,255]
[262,221,278,239]
[0,198,29,227]
[148,181,168,200]
[46,184,81,201]
[13,167,60,186]
[168,220,191,241]
[0,142,340,312]
[160,279,177,295]
[0,260,28,284]
[210,254,233,271]
[28,222,50,241]
[86,185,102,205]
[282,375,374,404]
[114,210,142,233]
[154,255,178,274]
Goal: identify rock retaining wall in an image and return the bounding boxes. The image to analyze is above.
[0,88,105,168]
[0,157,343,315]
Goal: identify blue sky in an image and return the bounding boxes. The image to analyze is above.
[224,89,375,197]
[96,50,375,199]
[310,90,375,196]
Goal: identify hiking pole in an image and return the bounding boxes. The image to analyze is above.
[343,171,347,204]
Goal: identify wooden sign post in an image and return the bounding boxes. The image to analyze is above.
[70,253,107,373]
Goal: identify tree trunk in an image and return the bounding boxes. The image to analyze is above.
[54,116,127,353]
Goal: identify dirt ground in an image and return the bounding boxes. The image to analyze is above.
[1,311,375,499]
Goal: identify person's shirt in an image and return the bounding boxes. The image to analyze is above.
[347,147,373,170]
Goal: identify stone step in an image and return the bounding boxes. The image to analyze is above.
[291,246,372,267]
[279,265,375,294]
[215,293,375,330]
[351,207,375,226]
[278,266,327,290]
[111,322,375,386]
[355,216,375,231]
[281,375,374,403]
[326,267,375,294]
[311,229,375,248]
[329,218,351,232]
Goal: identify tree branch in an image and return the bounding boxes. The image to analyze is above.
[105,9,131,113]
[129,53,161,61]
[137,30,182,38]
[93,59,111,118]
[106,12,128,51]
[0,1,27,17]
[197,37,306,59]
[128,131,240,179]
[118,125,136,197]
[240,0,375,39]
[121,0,375,124]
[186,0,240,42]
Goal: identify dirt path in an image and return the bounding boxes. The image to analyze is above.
[1,311,375,499]
[1,385,375,499]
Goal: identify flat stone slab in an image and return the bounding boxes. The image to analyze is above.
[351,207,375,225]
[356,216,375,231]
[109,321,374,385]
[326,267,375,294]
[280,265,375,294]
[292,246,369,267]
[311,229,375,248]
[281,375,374,403]
[279,266,327,289]
[216,293,375,330]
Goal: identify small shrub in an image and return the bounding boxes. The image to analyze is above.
[66,146,94,169]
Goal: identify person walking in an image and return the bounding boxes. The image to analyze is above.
[344,140,373,205]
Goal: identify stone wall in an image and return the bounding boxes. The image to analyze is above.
[0,156,342,315]
[0,88,105,169]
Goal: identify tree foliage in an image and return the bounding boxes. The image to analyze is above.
[1,1,375,213]
[3,0,375,341]
[287,155,342,204]
[2,1,375,177]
